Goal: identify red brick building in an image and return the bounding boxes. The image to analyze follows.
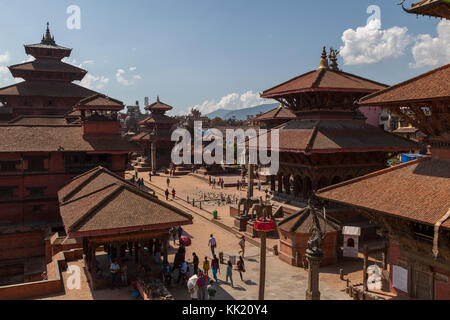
[0,25,141,267]
[317,64,450,300]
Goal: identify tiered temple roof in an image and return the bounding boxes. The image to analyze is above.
[252,104,297,123]
[254,119,419,154]
[402,0,450,19]
[0,23,101,118]
[74,94,124,111]
[317,63,450,236]
[278,203,340,234]
[58,166,193,238]
[0,122,139,153]
[316,157,450,230]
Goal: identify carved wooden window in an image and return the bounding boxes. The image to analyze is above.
[0,186,18,199]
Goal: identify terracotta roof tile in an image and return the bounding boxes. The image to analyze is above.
[252,119,419,153]
[0,81,98,98]
[262,69,387,98]
[75,94,124,111]
[58,167,193,236]
[316,158,450,229]
[360,64,450,106]
[254,106,297,121]
[9,61,86,74]
[278,205,340,234]
[0,125,141,153]
[8,115,68,125]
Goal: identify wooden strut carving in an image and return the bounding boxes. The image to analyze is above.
[432,208,450,260]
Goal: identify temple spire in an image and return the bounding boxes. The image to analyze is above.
[41,22,56,46]
[318,46,329,70]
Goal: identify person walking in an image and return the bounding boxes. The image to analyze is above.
[226,260,234,287]
[163,260,172,287]
[239,236,246,257]
[237,256,245,281]
[196,271,208,300]
[166,177,171,188]
[221,179,225,189]
[110,259,120,290]
[148,171,152,182]
[192,253,199,275]
[208,176,212,186]
[257,180,262,191]
[179,261,188,284]
[211,254,220,282]
[187,273,198,300]
[208,234,217,256]
[165,189,169,201]
[236,180,240,191]
[207,280,217,300]
[172,188,176,200]
[203,256,210,276]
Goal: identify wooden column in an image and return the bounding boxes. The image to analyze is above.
[363,245,369,292]
[382,242,389,271]
[151,142,157,175]
[247,164,254,198]
[270,175,276,191]
[162,236,169,263]
[134,242,139,264]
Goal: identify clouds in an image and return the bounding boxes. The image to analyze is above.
[410,20,450,68]
[80,74,110,90]
[0,51,10,64]
[116,67,142,86]
[340,19,411,65]
[0,51,11,83]
[192,91,266,115]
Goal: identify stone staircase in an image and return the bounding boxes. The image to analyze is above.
[133,157,152,172]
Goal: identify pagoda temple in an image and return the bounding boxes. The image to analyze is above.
[132,97,178,173]
[258,47,419,202]
[317,63,450,300]
[251,104,297,129]
[0,23,98,121]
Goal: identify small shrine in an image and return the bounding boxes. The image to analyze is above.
[277,202,340,267]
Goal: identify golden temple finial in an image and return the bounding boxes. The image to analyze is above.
[318,46,329,70]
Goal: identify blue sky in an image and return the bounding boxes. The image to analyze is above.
[0,0,448,115]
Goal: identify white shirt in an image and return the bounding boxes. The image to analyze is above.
[187,275,198,299]
[110,263,120,273]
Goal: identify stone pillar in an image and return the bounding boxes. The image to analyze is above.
[258,231,267,300]
[247,164,254,198]
[151,142,157,175]
[305,250,323,300]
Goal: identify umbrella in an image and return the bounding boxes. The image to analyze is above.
[180,236,192,247]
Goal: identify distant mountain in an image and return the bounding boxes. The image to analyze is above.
[205,103,279,121]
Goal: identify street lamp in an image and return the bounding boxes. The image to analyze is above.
[254,216,275,300]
